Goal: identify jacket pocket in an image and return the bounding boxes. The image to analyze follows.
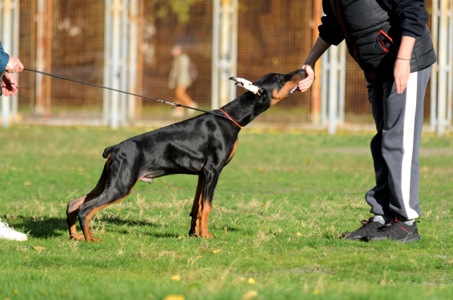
[377,30,396,54]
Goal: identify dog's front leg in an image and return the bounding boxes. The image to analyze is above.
[198,171,219,239]
[189,175,205,236]
[199,200,214,238]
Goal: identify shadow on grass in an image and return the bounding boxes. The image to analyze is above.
[13,216,68,239]
[102,216,183,238]
[98,215,158,227]
[11,215,183,239]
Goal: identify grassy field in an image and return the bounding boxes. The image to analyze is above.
[0,125,451,300]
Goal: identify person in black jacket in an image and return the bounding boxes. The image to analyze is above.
[298,0,436,242]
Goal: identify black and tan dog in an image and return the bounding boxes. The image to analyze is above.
[66,69,306,241]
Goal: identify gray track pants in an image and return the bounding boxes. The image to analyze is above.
[365,66,432,220]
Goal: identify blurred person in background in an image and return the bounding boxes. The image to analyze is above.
[0,41,27,241]
[298,0,436,242]
[168,43,198,118]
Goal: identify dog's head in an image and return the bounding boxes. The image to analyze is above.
[230,69,306,107]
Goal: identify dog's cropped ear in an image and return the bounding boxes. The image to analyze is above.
[229,76,262,95]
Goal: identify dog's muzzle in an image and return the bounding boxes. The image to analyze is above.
[289,85,299,95]
[288,69,306,94]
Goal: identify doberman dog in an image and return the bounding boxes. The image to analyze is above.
[66,69,306,241]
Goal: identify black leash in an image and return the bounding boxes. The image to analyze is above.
[23,67,214,115]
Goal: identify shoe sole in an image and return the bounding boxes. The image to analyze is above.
[366,234,420,243]
[341,234,368,241]
[340,222,384,241]
[0,236,27,241]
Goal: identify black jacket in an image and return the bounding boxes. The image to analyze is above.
[319,0,436,82]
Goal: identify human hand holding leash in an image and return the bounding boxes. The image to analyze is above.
[6,56,24,73]
[1,72,19,96]
[1,56,24,96]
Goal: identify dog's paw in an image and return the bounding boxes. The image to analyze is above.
[70,234,86,241]
[85,237,101,242]
[200,232,215,239]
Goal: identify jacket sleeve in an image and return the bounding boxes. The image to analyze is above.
[390,0,429,38]
[0,42,10,73]
[318,0,345,46]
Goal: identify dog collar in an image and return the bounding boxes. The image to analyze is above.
[219,109,242,128]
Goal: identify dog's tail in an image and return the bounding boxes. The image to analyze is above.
[102,145,116,159]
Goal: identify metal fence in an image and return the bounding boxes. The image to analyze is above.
[1,0,452,134]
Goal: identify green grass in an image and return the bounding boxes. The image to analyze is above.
[0,125,452,300]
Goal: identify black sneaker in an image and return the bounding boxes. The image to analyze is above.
[366,218,420,243]
[341,218,385,240]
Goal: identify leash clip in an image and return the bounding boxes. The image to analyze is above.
[156,99,179,108]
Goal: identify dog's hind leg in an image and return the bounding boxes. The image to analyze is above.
[66,160,110,240]
[79,200,113,242]
[78,157,138,242]
[67,196,87,240]
[189,174,206,236]
[79,184,136,242]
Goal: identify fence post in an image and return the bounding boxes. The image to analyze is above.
[311,0,323,125]
[109,0,121,129]
[1,0,20,128]
[104,0,140,128]
[127,0,140,124]
[430,0,439,133]
[321,42,346,134]
[430,0,453,136]
[328,46,339,135]
[211,0,238,109]
[35,0,52,117]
